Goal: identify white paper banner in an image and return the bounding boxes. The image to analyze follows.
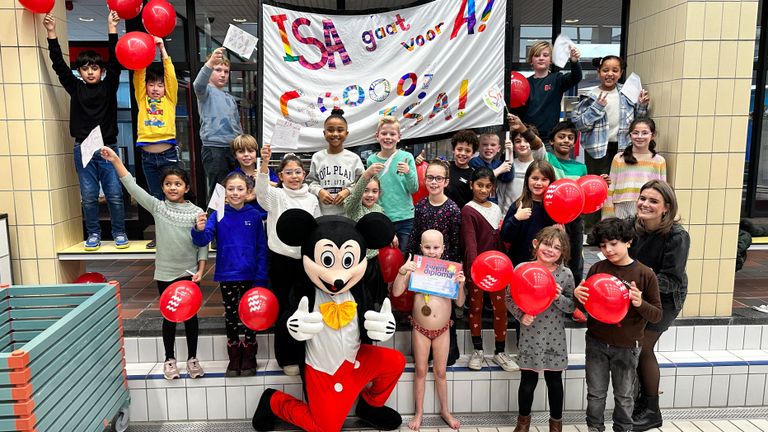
[262,0,505,151]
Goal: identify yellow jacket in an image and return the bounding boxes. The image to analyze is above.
[134,57,178,144]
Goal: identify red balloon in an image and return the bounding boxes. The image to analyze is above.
[159,280,202,323]
[471,251,514,292]
[142,0,177,38]
[583,273,630,324]
[577,175,609,214]
[511,262,557,315]
[543,178,585,224]
[239,287,279,331]
[115,32,156,70]
[378,246,405,283]
[107,0,143,19]
[509,71,531,108]
[412,161,429,204]
[389,289,415,313]
[75,272,107,283]
[19,0,54,13]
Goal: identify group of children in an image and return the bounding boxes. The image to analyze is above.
[43,14,668,430]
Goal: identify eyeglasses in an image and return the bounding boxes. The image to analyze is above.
[425,175,446,183]
[282,170,303,176]
[630,131,652,137]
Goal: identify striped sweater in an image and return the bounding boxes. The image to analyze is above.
[602,153,666,218]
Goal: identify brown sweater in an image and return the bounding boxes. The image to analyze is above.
[460,204,504,270]
[576,259,662,348]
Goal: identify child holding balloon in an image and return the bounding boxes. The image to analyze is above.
[501,160,557,268]
[257,144,321,376]
[191,172,268,377]
[393,230,466,431]
[505,226,575,432]
[573,217,661,432]
[43,12,128,251]
[366,116,418,255]
[516,41,582,143]
[460,168,517,372]
[602,118,666,219]
[100,147,207,380]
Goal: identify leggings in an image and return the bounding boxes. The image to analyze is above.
[518,369,564,419]
[220,280,256,344]
[270,252,306,368]
[157,277,199,360]
[468,282,507,346]
[636,329,663,396]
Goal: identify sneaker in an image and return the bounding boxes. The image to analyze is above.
[493,352,520,372]
[163,359,180,380]
[146,239,156,249]
[114,234,129,249]
[282,364,300,376]
[84,234,101,251]
[187,357,205,378]
[468,350,484,370]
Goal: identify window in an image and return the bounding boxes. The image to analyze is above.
[561,0,622,60]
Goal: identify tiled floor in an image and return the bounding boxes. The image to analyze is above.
[87,248,768,322]
[87,258,223,320]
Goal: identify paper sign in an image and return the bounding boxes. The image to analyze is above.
[408,255,462,299]
[553,34,575,68]
[81,126,104,168]
[271,119,302,150]
[482,84,505,113]
[620,73,642,104]
[223,24,258,60]
[208,183,226,222]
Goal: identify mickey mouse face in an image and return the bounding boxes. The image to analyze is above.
[304,239,367,296]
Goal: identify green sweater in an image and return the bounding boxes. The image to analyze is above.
[366,150,418,222]
[120,175,208,281]
[343,175,383,260]
[546,152,587,180]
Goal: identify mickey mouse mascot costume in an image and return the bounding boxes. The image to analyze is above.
[252,209,405,432]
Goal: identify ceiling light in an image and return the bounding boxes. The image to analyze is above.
[564,19,580,23]
[232,18,247,23]
[78,17,94,22]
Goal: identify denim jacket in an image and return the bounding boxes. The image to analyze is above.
[571,83,649,159]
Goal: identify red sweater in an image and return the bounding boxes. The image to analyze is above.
[460,205,504,274]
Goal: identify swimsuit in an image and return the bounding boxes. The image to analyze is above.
[409,316,453,340]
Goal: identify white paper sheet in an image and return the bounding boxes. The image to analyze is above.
[80,126,104,168]
[208,183,226,222]
[482,84,505,113]
[270,119,302,150]
[553,34,575,68]
[620,73,642,104]
[223,24,258,60]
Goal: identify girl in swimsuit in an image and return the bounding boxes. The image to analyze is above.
[392,229,465,431]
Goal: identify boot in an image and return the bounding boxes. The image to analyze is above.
[632,390,647,420]
[549,418,562,432]
[513,415,531,432]
[225,341,241,377]
[632,395,662,431]
[252,388,277,431]
[355,396,402,430]
[240,341,258,376]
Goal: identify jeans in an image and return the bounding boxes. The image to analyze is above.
[73,143,125,238]
[393,218,413,257]
[141,146,180,200]
[585,335,641,432]
[201,146,235,202]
